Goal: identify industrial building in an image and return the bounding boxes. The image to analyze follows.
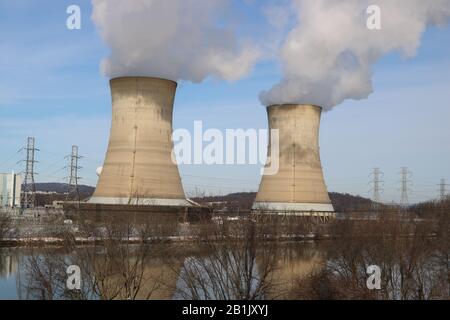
[89,77,192,208]
[253,104,334,216]
[0,172,22,208]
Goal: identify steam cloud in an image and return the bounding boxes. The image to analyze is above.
[260,0,450,110]
[91,0,259,82]
[92,0,450,109]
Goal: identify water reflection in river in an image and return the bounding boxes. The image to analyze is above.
[2,235,447,300]
[0,242,324,300]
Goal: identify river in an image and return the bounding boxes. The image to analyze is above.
[0,242,326,300]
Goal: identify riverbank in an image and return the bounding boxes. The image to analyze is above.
[0,232,331,248]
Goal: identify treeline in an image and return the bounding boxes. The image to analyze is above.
[409,197,450,218]
[193,192,379,213]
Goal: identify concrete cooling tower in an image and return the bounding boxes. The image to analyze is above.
[253,104,334,214]
[89,77,191,207]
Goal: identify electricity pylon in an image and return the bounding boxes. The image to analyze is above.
[369,167,384,212]
[20,137,39,210]
[65,145,82,202]
[399,167,412,208]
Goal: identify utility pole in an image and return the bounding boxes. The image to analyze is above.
[369,167,383,212]
[66,145,82,202]
[400,167,412,207]
[20,137,39,210]
[438,178,449,201]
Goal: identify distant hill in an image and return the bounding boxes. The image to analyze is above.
[23,182,447,215]
[193,191,377,213]
[31,182,377,213]
[328,192,376,213]
[32,183,95,206]
[34,183,95,194]
[192,192,256,211]
[409,196,450,217]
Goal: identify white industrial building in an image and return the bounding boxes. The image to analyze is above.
[0,172,22,208]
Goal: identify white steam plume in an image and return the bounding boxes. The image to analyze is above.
[260,0,450,110]
[92,0,259,82]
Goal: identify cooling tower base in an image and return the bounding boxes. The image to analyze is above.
[88,197,193,207]
[252,202,335,217]
[65,202,211,223]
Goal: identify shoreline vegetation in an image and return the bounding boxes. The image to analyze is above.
[1,190,447,247]
[1,197,448,300]
[0,227,443,248]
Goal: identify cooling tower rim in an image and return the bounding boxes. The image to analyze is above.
[266,104,323,111]
[109,76,178,87]
[252,201,334,213]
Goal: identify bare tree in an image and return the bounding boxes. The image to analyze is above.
[292,211,449,300]
[0,213,12,240]
[169,217,280,300]
[18,213,175,300]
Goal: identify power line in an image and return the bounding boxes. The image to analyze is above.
[38,157,67,175]
[0,150,22,170]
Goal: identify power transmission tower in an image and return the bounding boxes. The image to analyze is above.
[65,145,82,202]
[399,167,412,207]
[369,167,384,211]
[20,137,39,210]
[438,178,449,201]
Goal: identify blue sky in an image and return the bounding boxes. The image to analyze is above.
[0,0,449,204]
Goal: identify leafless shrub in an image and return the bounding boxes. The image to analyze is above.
[0,214,11,240]
[18,213,175,300]
[17,248,88,300]
[170,218,280,300]
[16,204,448,300]
[292,212,449,300]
